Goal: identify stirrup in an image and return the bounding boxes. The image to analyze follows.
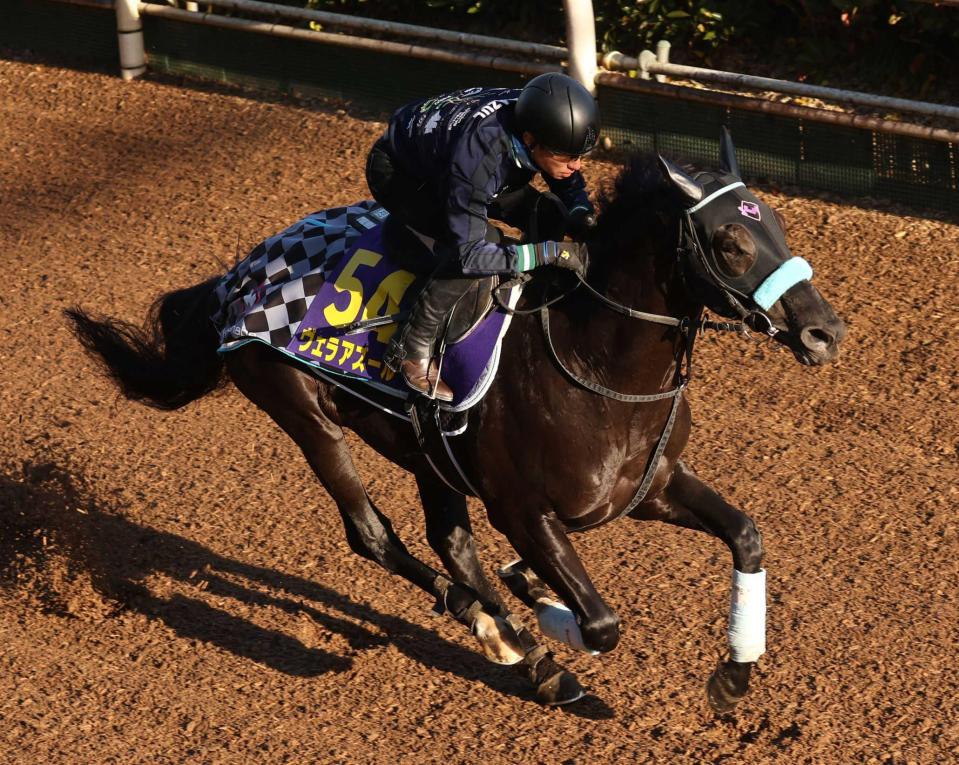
[383,337,407,373]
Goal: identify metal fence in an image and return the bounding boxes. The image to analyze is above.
[3,0,957,215]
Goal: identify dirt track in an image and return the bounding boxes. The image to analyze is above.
[1,54,957,764]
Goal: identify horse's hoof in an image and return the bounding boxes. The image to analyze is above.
[706,667,745,714]
[536,670,586,706]
[472,612,525,665]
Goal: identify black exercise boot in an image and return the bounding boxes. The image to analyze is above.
[384,276,473,401]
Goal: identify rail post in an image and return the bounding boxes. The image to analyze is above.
[563,0,597,94]
[655,39,670,83]
[116,0,146,80]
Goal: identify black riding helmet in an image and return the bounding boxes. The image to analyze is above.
[514,73,600,157]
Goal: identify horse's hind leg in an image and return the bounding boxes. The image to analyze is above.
[226,347,499,644]
[631,460,764,713]
[416,474,585,705]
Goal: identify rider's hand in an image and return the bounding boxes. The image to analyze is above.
[537,241,589,277]
[514,241,589,277]
[566,207,597,240]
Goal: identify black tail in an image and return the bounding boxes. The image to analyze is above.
[64,278,227,410]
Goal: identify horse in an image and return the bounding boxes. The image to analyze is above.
[66,129,846,710]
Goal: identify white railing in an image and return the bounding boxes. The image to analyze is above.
[114,0,585,85]
[603,49,959,122]
[64,0,959,141]
[174,0,571,62]
[137,3,560,76]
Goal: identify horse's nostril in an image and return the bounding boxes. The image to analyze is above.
[800,326,834,351]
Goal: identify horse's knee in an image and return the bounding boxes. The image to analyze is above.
[734,518,763,572]
[580,610,621,654]
[426,523,471,563]
[343,523,389,567]
[341,510,406,572]
[343,522,381,563]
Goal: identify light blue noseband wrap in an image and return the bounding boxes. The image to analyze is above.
[752,257,813,310]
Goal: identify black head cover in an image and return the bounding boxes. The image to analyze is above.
[662,129,799,315]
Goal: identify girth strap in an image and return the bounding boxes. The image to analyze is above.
[408,397,479,497]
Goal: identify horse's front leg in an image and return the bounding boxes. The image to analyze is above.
[632,460,765,713]
[491,504,621,655]
[416,475,585,705]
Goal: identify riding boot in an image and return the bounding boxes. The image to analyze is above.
[384,276,473,401]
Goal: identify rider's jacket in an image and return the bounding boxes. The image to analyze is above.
[382,86,594,276]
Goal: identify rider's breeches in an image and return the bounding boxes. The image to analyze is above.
[388,275,474,367]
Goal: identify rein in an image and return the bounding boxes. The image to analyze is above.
[493,244,746,528]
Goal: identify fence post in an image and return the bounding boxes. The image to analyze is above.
[655,39,670,83]
[563,0,597,94]
[116,0,146,80]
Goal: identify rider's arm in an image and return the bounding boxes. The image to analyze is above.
[447,127,587,276]
[445,130,525,276]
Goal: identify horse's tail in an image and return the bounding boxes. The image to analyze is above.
[64,277,227,411]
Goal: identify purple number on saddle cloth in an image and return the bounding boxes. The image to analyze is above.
[286,225,511,408]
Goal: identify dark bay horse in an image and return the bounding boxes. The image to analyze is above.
[66,132,845,710]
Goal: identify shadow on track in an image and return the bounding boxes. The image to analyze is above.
[0,460,614,716]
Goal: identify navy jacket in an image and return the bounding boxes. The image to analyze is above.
[384,87,594,275]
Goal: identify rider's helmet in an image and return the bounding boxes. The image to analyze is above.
[514,73,600,157]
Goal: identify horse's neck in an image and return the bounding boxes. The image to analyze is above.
[570,232,691,392]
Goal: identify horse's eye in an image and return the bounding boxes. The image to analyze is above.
[711,224,757,277]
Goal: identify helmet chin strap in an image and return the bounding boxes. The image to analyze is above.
[520,134,546,173]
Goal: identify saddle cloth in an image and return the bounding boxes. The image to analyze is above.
[212,201,522,412]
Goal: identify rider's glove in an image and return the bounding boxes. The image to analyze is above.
[566,206,597,240]
[515,241,589,277]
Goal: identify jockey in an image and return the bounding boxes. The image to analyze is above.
[366,72,599,402]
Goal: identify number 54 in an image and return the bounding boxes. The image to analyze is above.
[323,248,416,344]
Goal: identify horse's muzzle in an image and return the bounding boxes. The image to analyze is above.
[796,315,847,365]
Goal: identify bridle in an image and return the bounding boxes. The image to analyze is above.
[677,200,781,338]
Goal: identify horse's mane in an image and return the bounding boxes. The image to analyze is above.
[594,153,685,244]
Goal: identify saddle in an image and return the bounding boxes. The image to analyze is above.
[212,200,527,494]
[433,275,498,346]
[214,203,524,416]
[380,217,499,347]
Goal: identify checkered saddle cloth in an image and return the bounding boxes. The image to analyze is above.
[212,201,522,412]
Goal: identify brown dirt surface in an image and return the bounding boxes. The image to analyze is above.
[1,53,957,765]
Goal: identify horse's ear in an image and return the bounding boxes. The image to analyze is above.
[719,126,741,178]
[657,155,704,207]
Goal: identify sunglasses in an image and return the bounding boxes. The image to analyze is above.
[542,147,585,163]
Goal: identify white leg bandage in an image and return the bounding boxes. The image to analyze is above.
[728,569,766,663]
[534,599,600,655]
